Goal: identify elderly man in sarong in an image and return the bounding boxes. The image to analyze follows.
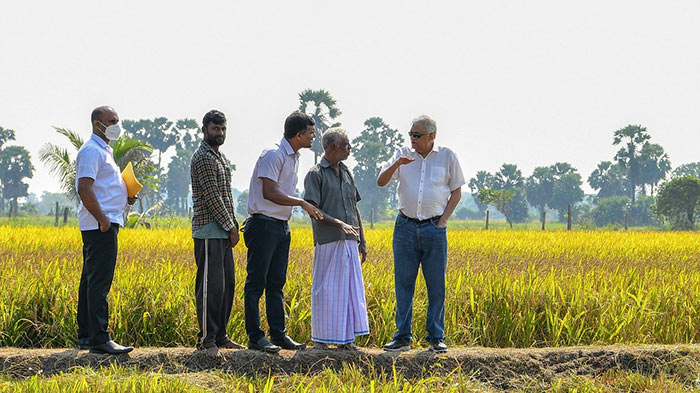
[303,127,369,350]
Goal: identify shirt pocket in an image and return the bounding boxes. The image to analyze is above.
[342,172,357,203]
[103,157,122,182]
[430,166,446,185]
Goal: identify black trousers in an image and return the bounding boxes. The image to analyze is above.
[243,216,290,342]
[194,238,236,348]
[77,223,119,345]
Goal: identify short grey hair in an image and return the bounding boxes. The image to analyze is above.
[322,127,349,149]
[411,115,437,134]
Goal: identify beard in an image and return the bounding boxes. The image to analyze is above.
[206,134,225,146]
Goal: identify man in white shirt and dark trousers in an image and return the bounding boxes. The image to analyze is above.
[244,112,323,352]
[75,106,136,354]
[377,115,465,353]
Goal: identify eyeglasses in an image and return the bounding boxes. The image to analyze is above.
[336,143,352,150]
[408,132,431,139]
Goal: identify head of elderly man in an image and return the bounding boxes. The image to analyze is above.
[409,115,437,157]
[322,127,352,166]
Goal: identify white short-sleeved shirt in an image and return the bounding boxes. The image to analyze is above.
[247,138,300,220]
[384,145,466,220]
[75,134,128,230]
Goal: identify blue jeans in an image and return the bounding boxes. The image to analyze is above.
[392,214,447,341]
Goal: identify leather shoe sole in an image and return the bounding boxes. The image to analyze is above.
[430,344,448,353]
[77,339,90,350]
[383,340,411,352]
[271,336,306,350]
[89,340,134,355]
[428,340,448,353]
[248,340,281,353]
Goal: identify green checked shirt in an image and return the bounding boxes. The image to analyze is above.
[190,140,238,239]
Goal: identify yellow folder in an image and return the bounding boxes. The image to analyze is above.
[121,162,143,197]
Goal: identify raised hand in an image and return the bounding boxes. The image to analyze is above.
[396,156,415,166]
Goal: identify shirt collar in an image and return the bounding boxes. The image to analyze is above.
[409,144,439,157]
[200,139,215,153]
[280,138,296,156]
[201,139,221,157]
[320,156,348,172]
[90,133,110,151]
[90,132,109,149]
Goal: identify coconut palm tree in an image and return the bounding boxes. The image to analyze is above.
[39,126,153,203]
[111,134,154,170]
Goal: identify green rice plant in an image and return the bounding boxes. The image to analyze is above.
[2,365,700,392]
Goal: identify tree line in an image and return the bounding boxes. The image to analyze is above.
[0,126,34,216]
[2,91,699,229]
[467,125,700,229]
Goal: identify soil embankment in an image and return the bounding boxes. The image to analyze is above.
[1,345,699,389]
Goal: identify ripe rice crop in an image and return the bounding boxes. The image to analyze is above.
[1,226,699,348]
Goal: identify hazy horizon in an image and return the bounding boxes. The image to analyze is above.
[1,1,698,197]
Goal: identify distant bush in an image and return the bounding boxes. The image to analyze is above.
[653,176,700,230]
[591,196,630,226]
[630,195,656,227]
[455,206,482,220]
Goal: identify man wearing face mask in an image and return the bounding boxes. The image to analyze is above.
[190,110,241,359]
[75,106,137,354]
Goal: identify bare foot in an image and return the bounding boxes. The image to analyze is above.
[218,338,245,349]
[205,346,224,360]
[313,342,329,350]
[338,343,359,351]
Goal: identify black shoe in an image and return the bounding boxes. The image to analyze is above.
[77,338,90,350]
[428,338,448,353]
[248,337,281,353]
[89,340,134,355]
[383,338,411,352]
[271,335,306,350]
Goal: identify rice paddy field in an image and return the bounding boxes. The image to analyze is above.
[1,224,700,391]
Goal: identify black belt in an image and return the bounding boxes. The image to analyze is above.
[398,211,440,225]
[251,213,287,223]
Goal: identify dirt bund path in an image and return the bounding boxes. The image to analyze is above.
[2,345,699,389]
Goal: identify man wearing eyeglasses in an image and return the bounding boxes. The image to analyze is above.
[377,115,465,353]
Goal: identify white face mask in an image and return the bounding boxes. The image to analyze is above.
[98,121,122,140]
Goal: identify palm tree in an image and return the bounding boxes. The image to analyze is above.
[639,142,671,195]
[39,127,84,202]
[468,170,496,215]
[298,89,342,164]
[495,164,524,190]
[588,161,630,199]
[39,127,153,203]
[111,135,154,170]
[613,125,651,203]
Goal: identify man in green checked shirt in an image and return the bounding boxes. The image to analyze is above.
[190,109,243,359]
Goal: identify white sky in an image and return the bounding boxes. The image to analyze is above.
[1,0,698,195]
